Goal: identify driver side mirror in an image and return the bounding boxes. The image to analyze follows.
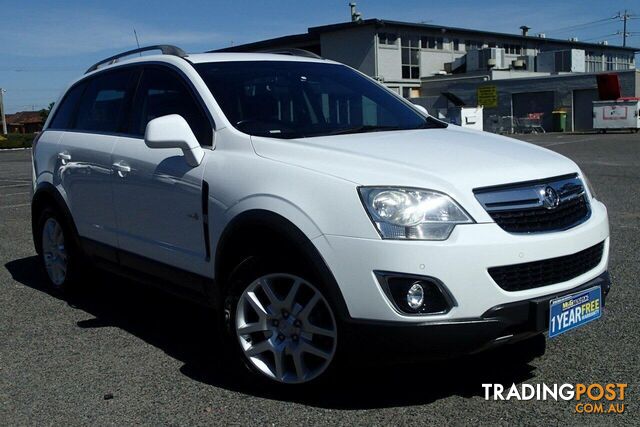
[144,114,205,167]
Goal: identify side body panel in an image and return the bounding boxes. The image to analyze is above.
[55,132,119,247]
[111,136,209,276]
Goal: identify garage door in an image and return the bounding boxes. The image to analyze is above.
[512,91,555,132]
[573,89,598,131]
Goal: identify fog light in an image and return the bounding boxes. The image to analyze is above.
[375,272,454,315]
[406,282,424,309]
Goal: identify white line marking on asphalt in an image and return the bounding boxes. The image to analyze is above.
[0,192,30,197]
[581,160,631,167]
[0,203,30,209]
[538,138,600,147]
[0,183,30,189]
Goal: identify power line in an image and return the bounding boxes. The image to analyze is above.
[546,20,618,36]
[539,16,618,35]
[581,32,620,42]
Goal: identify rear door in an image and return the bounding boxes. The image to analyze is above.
[111,65,213,276]
[55,67,138,248]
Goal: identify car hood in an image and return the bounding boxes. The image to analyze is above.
[250,126,581,221]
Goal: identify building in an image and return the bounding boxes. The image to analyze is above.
[214,16,638,98]
[416,69,640,132]
[6,111,45,134]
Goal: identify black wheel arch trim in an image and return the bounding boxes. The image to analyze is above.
[215,209,351,321]
[31,182,81,254]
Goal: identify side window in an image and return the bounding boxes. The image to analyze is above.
[130,67,212,146]
[49,82,86,129]
[75,69,134,133]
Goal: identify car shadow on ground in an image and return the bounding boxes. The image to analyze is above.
[6,256,537,409]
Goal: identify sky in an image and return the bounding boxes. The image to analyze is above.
[1,0,639,113]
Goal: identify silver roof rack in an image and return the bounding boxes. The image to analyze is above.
[258,48,322,59]
[85,45,187,74]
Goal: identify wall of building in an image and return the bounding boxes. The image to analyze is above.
[377,43,402,81]
[416,70,639,132]
[537,49,586,73]
[366,25,636,91]
[420,49,464,76]
[320,26,376,76]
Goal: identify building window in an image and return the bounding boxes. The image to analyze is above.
[452,38,460,51]
[605,54,614,71]
[379,32,398,46]
[503,43,522,55]
[613,54,631,70]
[420,36,443,50]
[402,36,420,79]
[465,39,483,50]
[586,51,603,72]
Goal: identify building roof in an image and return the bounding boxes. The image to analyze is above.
[212,32,318,53]
[6,111,44,125]
[214,18,639,53]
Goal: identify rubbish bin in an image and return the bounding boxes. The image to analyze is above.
[552,110,567,132]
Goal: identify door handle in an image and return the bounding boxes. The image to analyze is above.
[57,152,71,165]
[112,161,131,178]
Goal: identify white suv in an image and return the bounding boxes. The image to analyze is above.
[32,45,610,384]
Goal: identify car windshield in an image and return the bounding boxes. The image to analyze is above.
[195,60,444,139]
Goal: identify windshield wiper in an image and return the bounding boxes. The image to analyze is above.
[325,125,402,136]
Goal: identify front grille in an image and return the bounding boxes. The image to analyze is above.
[489,195,589,233]
[474,174,591,233]
[488,242,604,292]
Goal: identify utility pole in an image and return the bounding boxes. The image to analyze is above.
[0,89,7,135]
[622,10,629,47]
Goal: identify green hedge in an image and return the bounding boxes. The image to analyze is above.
[0,133,35,149]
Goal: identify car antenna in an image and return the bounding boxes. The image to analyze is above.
[133,28,141,55]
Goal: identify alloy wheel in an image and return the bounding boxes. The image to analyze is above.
[235,273,337,384]
[42,217,67,286]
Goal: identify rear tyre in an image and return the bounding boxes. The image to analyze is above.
[36,207,82,293]
[224,256,339,385]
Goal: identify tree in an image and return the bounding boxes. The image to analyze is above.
[39,102,55,120]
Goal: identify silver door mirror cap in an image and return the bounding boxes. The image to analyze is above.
[144,114,205,167]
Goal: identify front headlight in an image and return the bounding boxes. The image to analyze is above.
[582,173,597,200]
[359,187,474,240]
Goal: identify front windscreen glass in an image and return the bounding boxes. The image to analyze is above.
[195,60,444,139]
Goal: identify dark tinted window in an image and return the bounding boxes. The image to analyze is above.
[129,67,212,145]
[49,83,85,129]
[75,69,134,133]
[195,61,443,139]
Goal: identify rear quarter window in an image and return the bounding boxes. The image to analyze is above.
[48,83,85,130]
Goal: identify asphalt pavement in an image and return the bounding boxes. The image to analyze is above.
[0,132,638,425]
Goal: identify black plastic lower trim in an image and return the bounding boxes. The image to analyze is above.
[341,271,610,361]
[80,237,217,307]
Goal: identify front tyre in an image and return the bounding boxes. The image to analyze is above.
[228,260,338,385]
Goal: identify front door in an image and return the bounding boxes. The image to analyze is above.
[111,65,214,276]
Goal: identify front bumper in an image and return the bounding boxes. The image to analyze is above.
[341,272,610,360]
[313,199,609,322]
